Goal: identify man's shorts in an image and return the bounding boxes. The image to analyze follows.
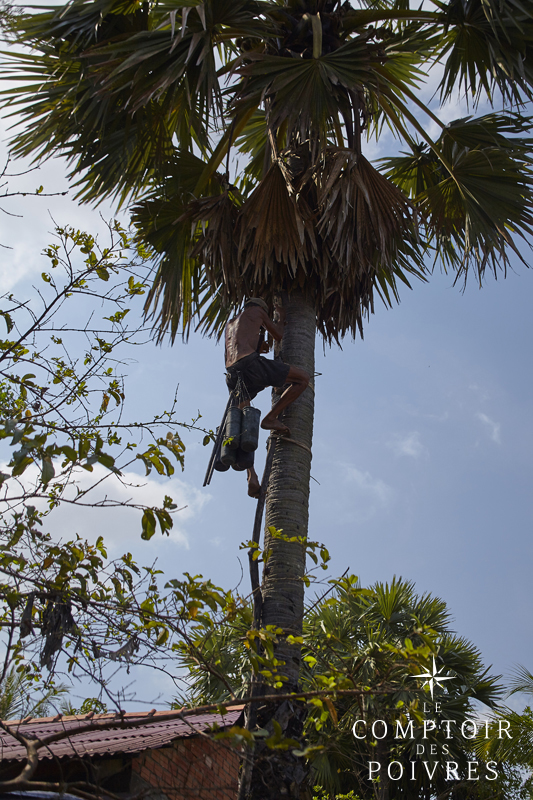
[226,352,291,401]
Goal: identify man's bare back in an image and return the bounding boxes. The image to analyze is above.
[225,303,283,368]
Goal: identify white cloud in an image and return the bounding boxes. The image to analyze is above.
[0,236,40,292]
[426,411,449,422]
[1,462,211,554]
[208,536,225,548]
[343,465,394,514]
[469,383,490,403]
[389,431,428,459]
[476,412,501,444]
[0,115,127,294]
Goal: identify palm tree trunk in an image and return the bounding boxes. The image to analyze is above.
[248,291,316,800]
[262,290,316,687]
[376,739,390,800]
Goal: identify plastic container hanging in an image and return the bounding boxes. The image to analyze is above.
[225,406,243,450]
[220,441,237,467]
[240,406,261,452]
[221,407,242,466]
[231,448,255,472]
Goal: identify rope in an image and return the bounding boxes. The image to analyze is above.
[305,371,321,394]
[233,370,252,406]
[272,434,312,456]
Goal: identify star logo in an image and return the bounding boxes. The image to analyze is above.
[413,657,454,699]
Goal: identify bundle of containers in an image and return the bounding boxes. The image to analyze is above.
[214,405,261,471]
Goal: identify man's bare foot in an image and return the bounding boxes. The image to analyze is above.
[261,417,291,436]
[247,473,261,499]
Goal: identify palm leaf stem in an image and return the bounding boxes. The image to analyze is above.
[373,63,445,130]
[376,87,464,197]
[342,8,440,31]
[194,106,257,196]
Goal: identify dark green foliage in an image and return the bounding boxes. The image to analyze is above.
[175,575,532,799]
[3,0,533,342]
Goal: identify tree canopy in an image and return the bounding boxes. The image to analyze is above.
[3,0,533,342]
[178,575,533,799]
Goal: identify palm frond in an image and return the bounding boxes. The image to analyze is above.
[137,146,426,342]
[3,49,190,204]
[381,112,533,282]
[302,575,504,798]
[234,108,269,188]
[508,664,533,696]
[0,668,69,720]
[132,150,223,340]
[434,0,533,106]
[181,189,242,308]
[314,151,425,341]
[2,0,264,204]
[7,0,532,342]
[234,37,374,151]
[235,160,318,287]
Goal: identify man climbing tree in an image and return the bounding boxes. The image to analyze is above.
[225,298,310,497]
[4,1,533,795]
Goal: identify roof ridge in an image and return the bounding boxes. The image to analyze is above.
[4,703,245,726]
[0,707,245,762]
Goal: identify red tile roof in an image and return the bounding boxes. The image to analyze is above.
[0,707,244,762]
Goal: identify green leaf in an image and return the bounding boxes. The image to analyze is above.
[141,509,156,541]
[11,454,33,477]
[156,627,169,646]
[40,456,55,486]
[96,267,110,281]
[0,310,14,333]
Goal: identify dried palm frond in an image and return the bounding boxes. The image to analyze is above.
[179,190,241,308]
[311,150,424,341]
[317,150,419,275]
[234,161,318,290]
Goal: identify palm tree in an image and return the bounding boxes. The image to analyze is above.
[0,667,68,720]
[178,576,506,799]
[474,665,533,794]
[3,1,533,795]
[301,577,506,800]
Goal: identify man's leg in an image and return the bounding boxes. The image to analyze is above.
[247,465,261,498]
[261,366,310,436]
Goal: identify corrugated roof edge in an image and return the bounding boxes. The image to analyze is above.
[0,705,246,762]
[4,704,245,726]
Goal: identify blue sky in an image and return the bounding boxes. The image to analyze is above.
[0,91,532,710]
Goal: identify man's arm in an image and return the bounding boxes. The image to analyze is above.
[260,307,285,342]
